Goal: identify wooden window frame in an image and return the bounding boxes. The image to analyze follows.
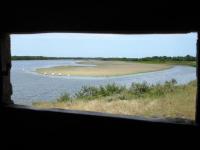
[0,31,199,126]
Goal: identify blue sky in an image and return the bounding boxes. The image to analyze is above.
[11,32,197,58]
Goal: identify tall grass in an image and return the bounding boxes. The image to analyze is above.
[34,79,196,120]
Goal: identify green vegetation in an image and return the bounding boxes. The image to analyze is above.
[74,83,126,100]
[138,60,196,67]
[111,55,196,67]
[57,93,71,102]
[56,79,180,101]
[34,80,197,120]
[12,55,196,67]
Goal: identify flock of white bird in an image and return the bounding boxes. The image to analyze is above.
[43,72,70,76]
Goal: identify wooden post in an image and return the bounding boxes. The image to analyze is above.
[0,33,13,105]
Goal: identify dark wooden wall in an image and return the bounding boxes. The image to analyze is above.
[0,4,200,147]
[1,3,199,33]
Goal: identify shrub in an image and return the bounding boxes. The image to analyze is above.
[163,79,177,92]
[75,86,99,100]
[118,92,132,100]
[103,83,125,96]
[148,79,177,97]
[57,93,71,102]
[99,86,107,96]
[129,81,150,97]
[75,83,126,100]
[150,84,165,97]
[57,79,179,102]
[171,78,177,84]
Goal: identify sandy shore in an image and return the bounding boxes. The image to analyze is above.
[36,60,172,77]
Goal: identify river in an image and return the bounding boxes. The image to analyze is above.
[11,60,197,105]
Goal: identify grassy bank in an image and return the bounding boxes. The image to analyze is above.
[36,60,172,77]
[33,79,197,120]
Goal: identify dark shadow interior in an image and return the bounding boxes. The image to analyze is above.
[0,5,200,146]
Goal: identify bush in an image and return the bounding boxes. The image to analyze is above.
[57,93,71,102]
[149,79,177,97]
[99,86,107,96]
[57,79,179,102]
[128,79,177,98]
[163,79,177,92]
[150,84,165,97]
[103,83,126,96]
[171,78,177,84]
[75,83,126,100]
[129,81,150,97]
[75,86,99,100]
[118,92,132,100]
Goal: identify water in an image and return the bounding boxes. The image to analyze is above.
[11,60,197,105]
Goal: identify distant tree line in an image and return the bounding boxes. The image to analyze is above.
[11,56,67,60]
[12,56,100,60]
[138,55,196,61]
[142,55,193,61]
[96,55,196,62]
[12,55,196,61]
